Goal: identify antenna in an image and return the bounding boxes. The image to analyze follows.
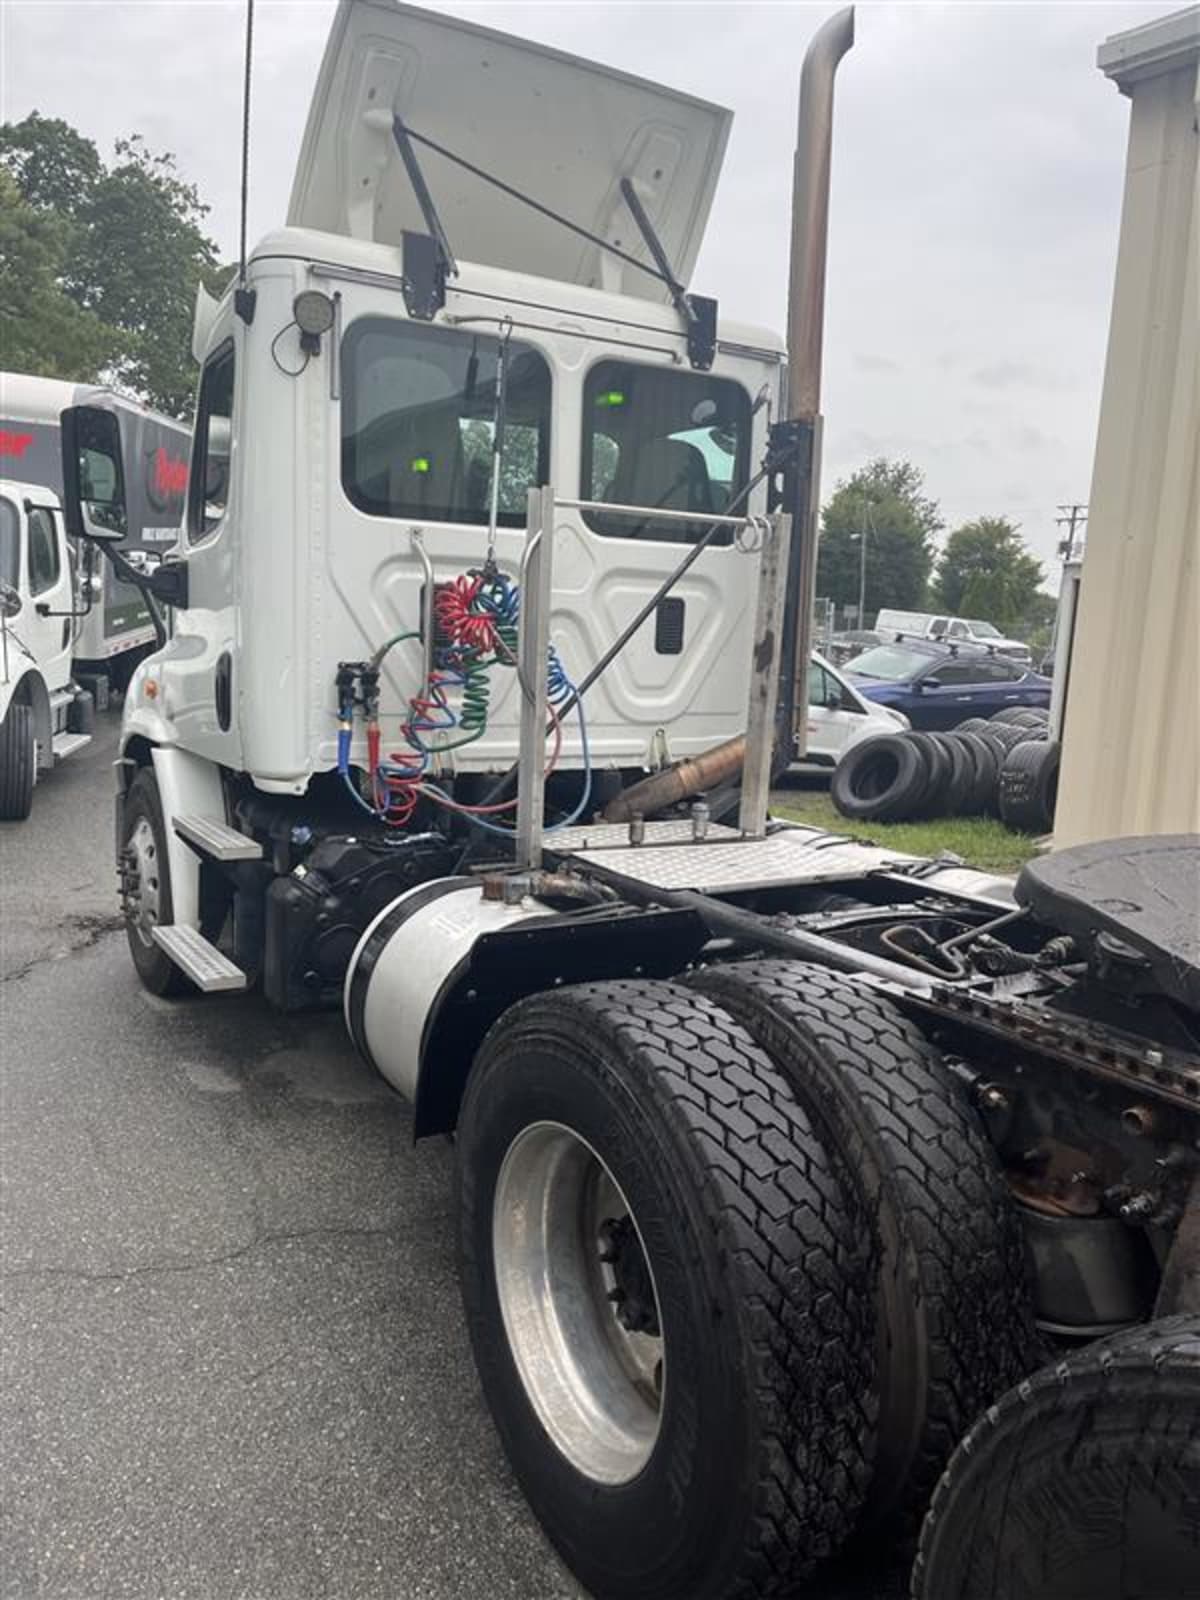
[234,0,257,324]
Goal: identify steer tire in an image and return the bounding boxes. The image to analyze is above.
[911,1314,1200,1600]
[457,980,878,1600]
[688,960,1037,1537]
[831,734,928,821]
[954,717,993,737]
[0,702,36,821]
[998,738,1061,833]
[120,768,190,996]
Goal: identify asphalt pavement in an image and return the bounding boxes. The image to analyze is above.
[0,709,904,1600]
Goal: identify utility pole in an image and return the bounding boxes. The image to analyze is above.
[1056,503,1088,561]
[856,497,875,629]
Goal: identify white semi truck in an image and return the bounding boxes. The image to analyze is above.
[58,5,1200,1597]
[0,371,190,699]
[0,480,95,817]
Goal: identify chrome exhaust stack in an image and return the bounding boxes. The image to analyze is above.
[787,6,855,421]
[778,6,855,759]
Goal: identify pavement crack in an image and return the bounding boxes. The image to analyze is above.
[2,1221,406,1286]
[2,914,126,984]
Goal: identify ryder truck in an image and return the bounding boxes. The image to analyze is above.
[0,371,190,697]
[59,5,1200,1597]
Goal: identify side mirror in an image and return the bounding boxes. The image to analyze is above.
[0,582,21,619]
[60,406,128,544]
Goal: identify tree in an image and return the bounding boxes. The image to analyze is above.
[817,457,941,621]
[0,170,117,380]
[66,137,222,415]
[1,115,226,415]
[0,111,101,216]
[932,516,1044,628]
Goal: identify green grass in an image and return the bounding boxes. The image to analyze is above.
[770,784,1041,874]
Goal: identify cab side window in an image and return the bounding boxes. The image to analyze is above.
[27,507,61,596]
[188,343,235,542]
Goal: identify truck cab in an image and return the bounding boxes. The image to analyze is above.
[0,481,93,819]
[59,0,788,1004]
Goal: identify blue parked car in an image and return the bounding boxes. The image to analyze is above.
[843,638,1052,730]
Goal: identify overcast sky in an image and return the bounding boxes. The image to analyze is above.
[3,0,1162,584]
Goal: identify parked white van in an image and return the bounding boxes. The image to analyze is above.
[791,652,909,774]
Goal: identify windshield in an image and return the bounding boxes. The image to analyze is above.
[967,619,1001,638]
[845,644,931,682]
[0,496,18,589]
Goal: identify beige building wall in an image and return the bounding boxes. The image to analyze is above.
[1055,7,1200,845]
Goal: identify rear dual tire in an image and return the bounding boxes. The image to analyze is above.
[457,981,878,1600]
[688,960,1038,1534]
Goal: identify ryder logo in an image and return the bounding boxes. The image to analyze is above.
[0,430,34,459]
[145,446,189,511]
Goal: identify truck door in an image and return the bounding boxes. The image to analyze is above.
[23,503,74,694]
[572,358,760,757]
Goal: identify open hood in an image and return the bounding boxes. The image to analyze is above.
[288,0,731,302]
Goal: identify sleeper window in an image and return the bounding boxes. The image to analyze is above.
[581,363,752,545]
[341,320,551,526]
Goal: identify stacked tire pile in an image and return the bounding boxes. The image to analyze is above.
[831,707,1060,832]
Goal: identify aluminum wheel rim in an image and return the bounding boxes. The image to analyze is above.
[492,1120,665,1485]
[126,815,162,948]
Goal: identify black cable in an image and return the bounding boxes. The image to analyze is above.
[270,321,310,378]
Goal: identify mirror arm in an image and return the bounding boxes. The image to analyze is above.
[87,539,186,647]
[35,600,94,619]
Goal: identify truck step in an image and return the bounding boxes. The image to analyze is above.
[173,813,263,862]
[151,925,247,992]
[51,732,92,761]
